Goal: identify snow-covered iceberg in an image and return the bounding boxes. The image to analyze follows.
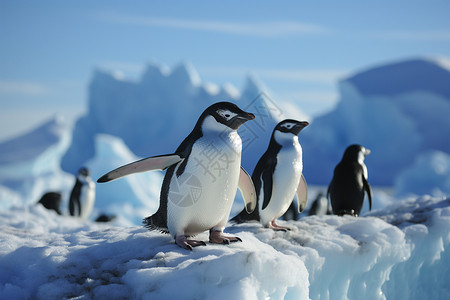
[0,196,448,299]
[395,150,450,197]
[85,134,164,225]
[0,116,74,208]
[60,58,450,193]
[302,58,450,186]
[61,62,295,179]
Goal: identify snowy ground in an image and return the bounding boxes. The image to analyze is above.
[1,195,449,300]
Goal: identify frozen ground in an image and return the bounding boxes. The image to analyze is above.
[1,58,450,299]
[1,195,449,300]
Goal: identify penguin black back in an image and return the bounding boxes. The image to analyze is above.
[38,192,62,215]
[328,144,372,216]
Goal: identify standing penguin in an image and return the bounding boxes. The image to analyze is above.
[308,192,332,216]
[98,102,257,250]
[69,167,96,220]
[232,119,309,231]
[38,192,62,215]
[327,144,372,216]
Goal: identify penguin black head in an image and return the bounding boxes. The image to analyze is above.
[200,102,255,131]
[78,167,90,177]
[342,144,371,162]
[275,119,309,135]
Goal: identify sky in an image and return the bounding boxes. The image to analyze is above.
[1,0,450,141]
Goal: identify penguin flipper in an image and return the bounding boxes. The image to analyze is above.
[97,154,183,183]
[296,174,308,213]
[238,166,257,213]
[363,177,373,211]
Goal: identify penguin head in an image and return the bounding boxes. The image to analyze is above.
[78,167,90,178]
[342,144,371,163]
[275,119,309,136]
[200,102,255,131]
[272,119,308,145]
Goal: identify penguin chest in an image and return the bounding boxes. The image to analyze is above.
[261,147,302,224]
[167,132,242,235]
[79,179,95,220]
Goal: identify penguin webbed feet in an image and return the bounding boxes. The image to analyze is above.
[268,220,291,232]
[175,235,206,251]
[209,229,242,245]
[335,209,358,217]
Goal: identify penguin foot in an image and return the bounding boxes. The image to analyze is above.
[269,220,291,232]
[175,235,206,250]
[209,229,242,245]
[336,209,357,217]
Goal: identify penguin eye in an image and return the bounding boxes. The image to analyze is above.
[217,109,237,121]
[281,123,294,129]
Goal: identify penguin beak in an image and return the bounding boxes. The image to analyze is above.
[293,121,309,135]
[231,111,255,129]
[240,112,255,121]
[364,148,371,156]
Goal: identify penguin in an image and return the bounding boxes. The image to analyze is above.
[69,167,96,220]
[37,192,62,215]
[281,201,298,221]
[95,214,117,223]
[98,102,257,250]
[232,119,309,231]
[308,192,331,216]
[327,144,372,216]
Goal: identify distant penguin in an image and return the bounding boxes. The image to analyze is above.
[69,167,96,220]
[281,201,298,221]
[95,214,116,223]
[327,144,372,216]
[232,119,309,231]
[98,102,257,250]
[308,192,331,216]
[37,192,62,215]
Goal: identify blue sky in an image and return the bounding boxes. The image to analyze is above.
[1,0,450,141]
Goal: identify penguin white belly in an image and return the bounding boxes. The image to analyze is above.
[260,147,302,226]
[167,131,242,237]
[79,179,96,220]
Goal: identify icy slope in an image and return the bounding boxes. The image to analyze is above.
[1,196,448,300]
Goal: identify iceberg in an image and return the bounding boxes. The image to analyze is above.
[302,58,450,186]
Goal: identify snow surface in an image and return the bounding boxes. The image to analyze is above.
[1,196,449,299]
[1,58,450,299]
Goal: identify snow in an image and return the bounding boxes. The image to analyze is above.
[1,196,449,299]
[1,57,450,299]
[302,58,450,186]
[85,134,163,226]
[395,150,450,197]
[0,116,74,209]
[61,58,450,190]
[61,63,286,178]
